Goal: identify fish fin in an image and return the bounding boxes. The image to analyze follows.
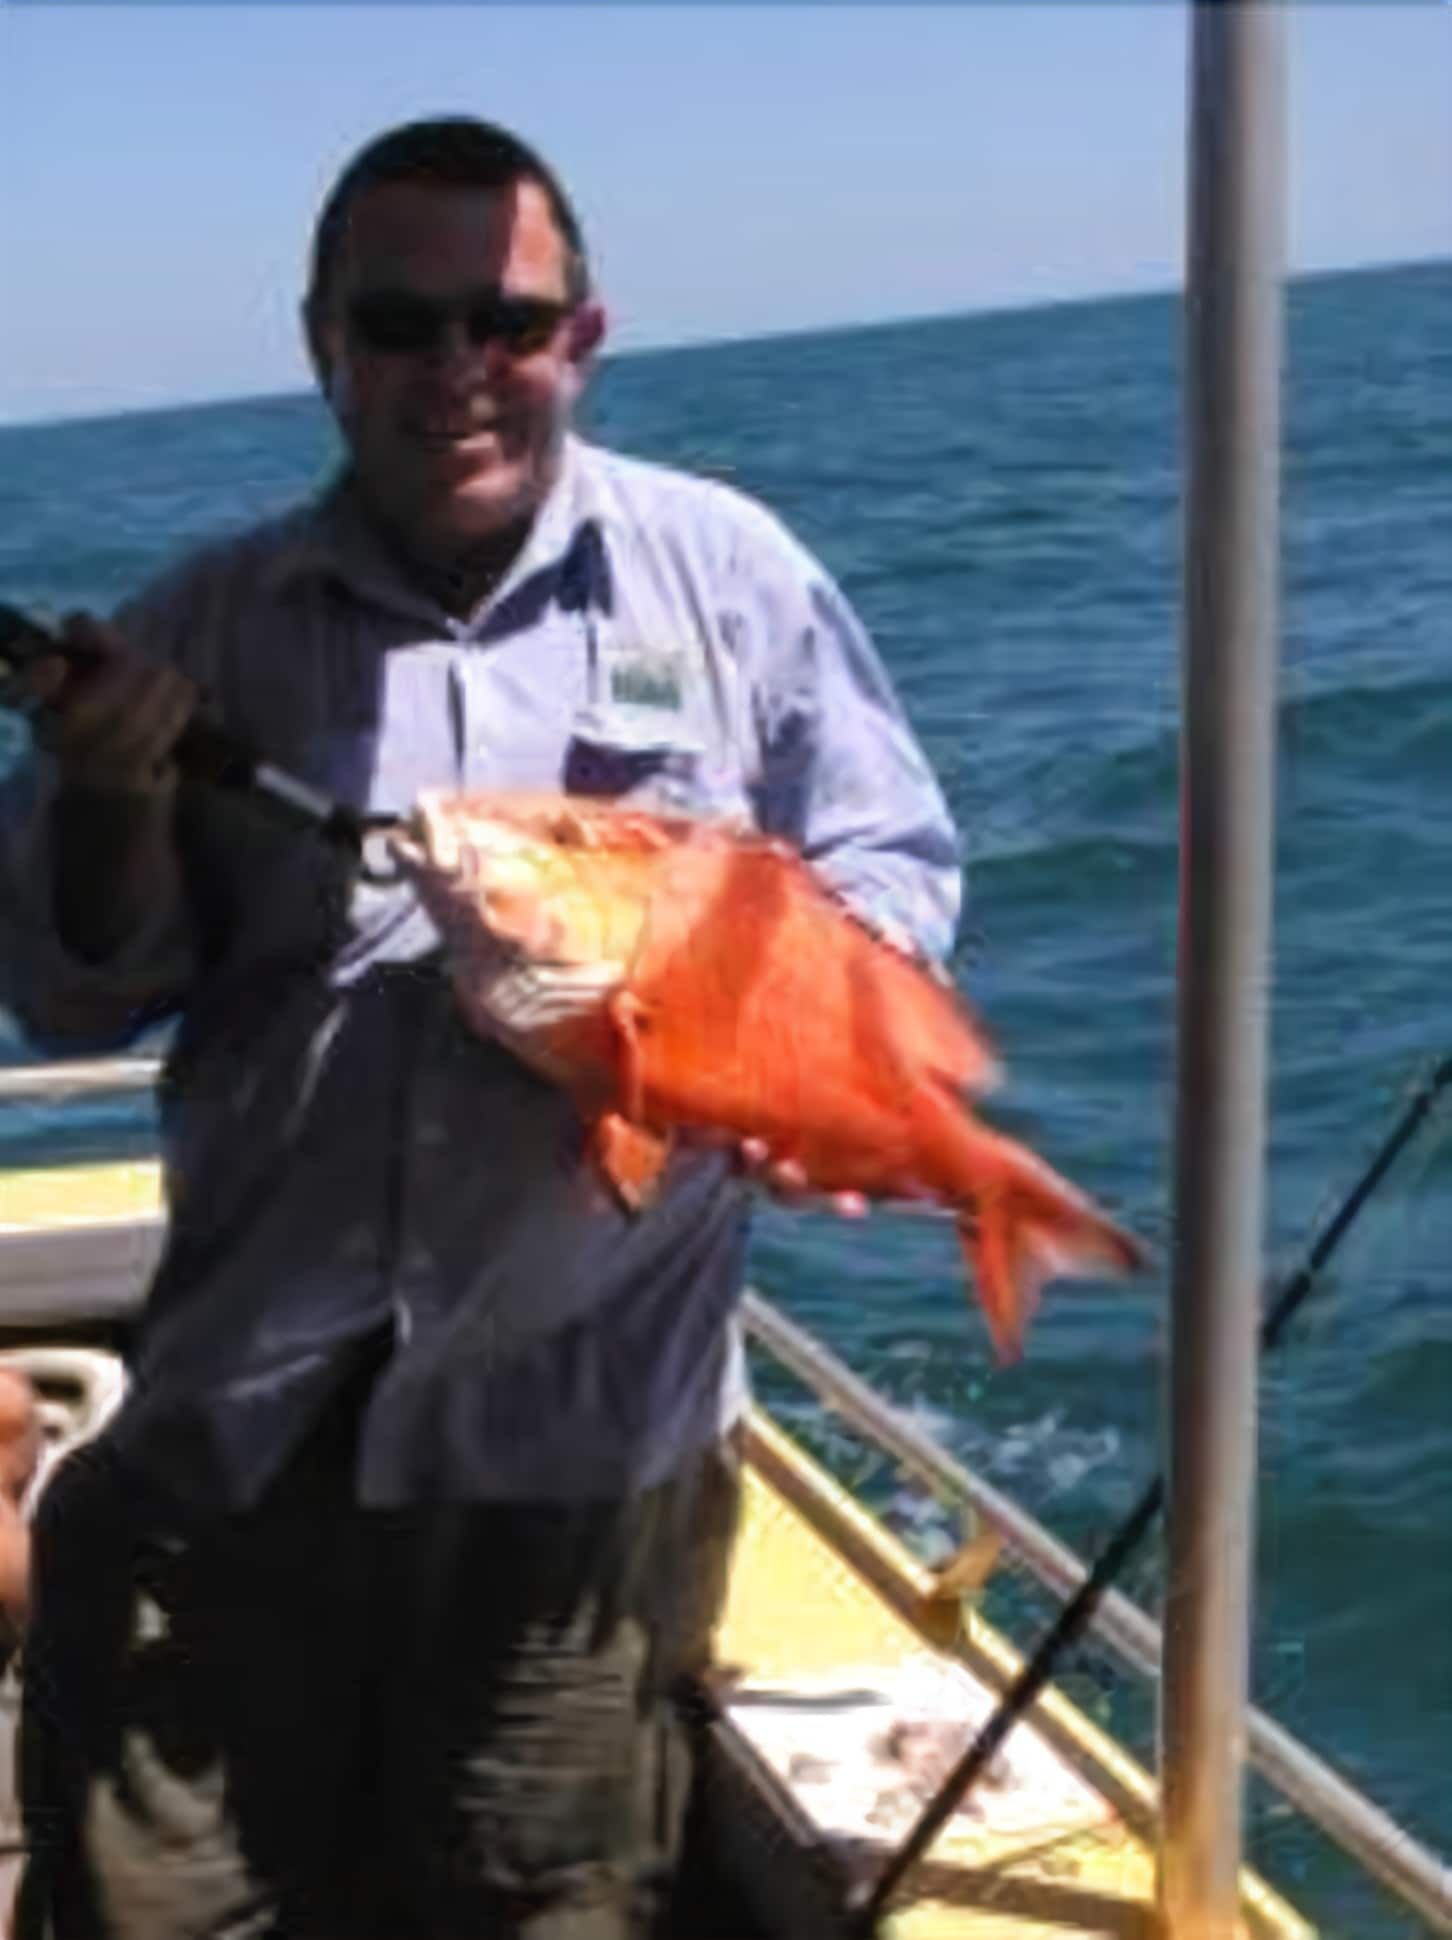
[914,1075,1145,1362]
[957,1150,1146,1362]
[592,1112,673,1211]
[956,1213,1039,1364]
[607,988,648,1121]
[594,988,671,1207]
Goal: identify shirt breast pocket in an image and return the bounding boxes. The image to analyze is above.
[563,711,725,817]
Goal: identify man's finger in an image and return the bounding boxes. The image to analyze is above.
[85,706,189,785]
[736,1140,870,1219]
[98,667,196,765]
[59,611,126,660]
[765,1157,809,1195]
[6,654,69,715]
[767,1170,868,1219]
[40,659,197,791]
[44,674,155,763]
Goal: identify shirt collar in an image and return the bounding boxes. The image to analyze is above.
[260,435,592,633]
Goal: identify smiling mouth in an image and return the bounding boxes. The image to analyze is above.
[411,422,503,450]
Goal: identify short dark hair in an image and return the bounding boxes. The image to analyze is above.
[307,117,591,312]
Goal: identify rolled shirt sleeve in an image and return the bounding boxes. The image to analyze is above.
[737,506,963,964]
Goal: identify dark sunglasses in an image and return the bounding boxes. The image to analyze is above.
[346,288,574,358]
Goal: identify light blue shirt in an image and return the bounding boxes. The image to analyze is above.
[0,436,961,1508]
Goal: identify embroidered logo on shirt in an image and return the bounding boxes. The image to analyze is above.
[609,651,684,712]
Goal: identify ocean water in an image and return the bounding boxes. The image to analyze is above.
[1,261,1448,1933]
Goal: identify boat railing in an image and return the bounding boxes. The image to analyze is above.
[740,1290,1452,1937]
[0,1057,163,1104]
[2,1057,1450,1932]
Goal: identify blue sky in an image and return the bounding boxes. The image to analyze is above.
[2,4,1448,425]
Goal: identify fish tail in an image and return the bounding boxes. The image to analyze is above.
[939,1114,1145,1362]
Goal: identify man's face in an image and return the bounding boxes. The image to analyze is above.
[311,178,603,558]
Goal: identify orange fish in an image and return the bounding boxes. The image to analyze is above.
[395,792,1145,1360]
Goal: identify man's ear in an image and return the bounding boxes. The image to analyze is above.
[567,301,608,372]
[302,296,336,400]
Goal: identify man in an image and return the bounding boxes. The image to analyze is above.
[0,118,960,1938]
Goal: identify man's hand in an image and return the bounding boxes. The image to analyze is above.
[20,614,198,963]
[27,613,198,797]
[737,1138,868,1219]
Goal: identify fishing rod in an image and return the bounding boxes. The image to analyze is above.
[0,602,401,879]
[852,1051,1452,1933]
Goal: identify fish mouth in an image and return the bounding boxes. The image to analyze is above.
[396,808,580,958]
[403,800,538,875]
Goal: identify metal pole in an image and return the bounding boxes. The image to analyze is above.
[1159,5,1286,1937]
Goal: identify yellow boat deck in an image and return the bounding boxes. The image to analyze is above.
[719,1413,1312,1940]
[0,1158,163,1230]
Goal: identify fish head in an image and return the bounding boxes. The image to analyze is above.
[386,791,678,1094]
[401,789,659,970]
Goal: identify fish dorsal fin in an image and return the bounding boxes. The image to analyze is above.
[550,801,691,855]
[591,1112,673,1210]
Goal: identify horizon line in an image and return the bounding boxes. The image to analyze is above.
[2,251,1446,436]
